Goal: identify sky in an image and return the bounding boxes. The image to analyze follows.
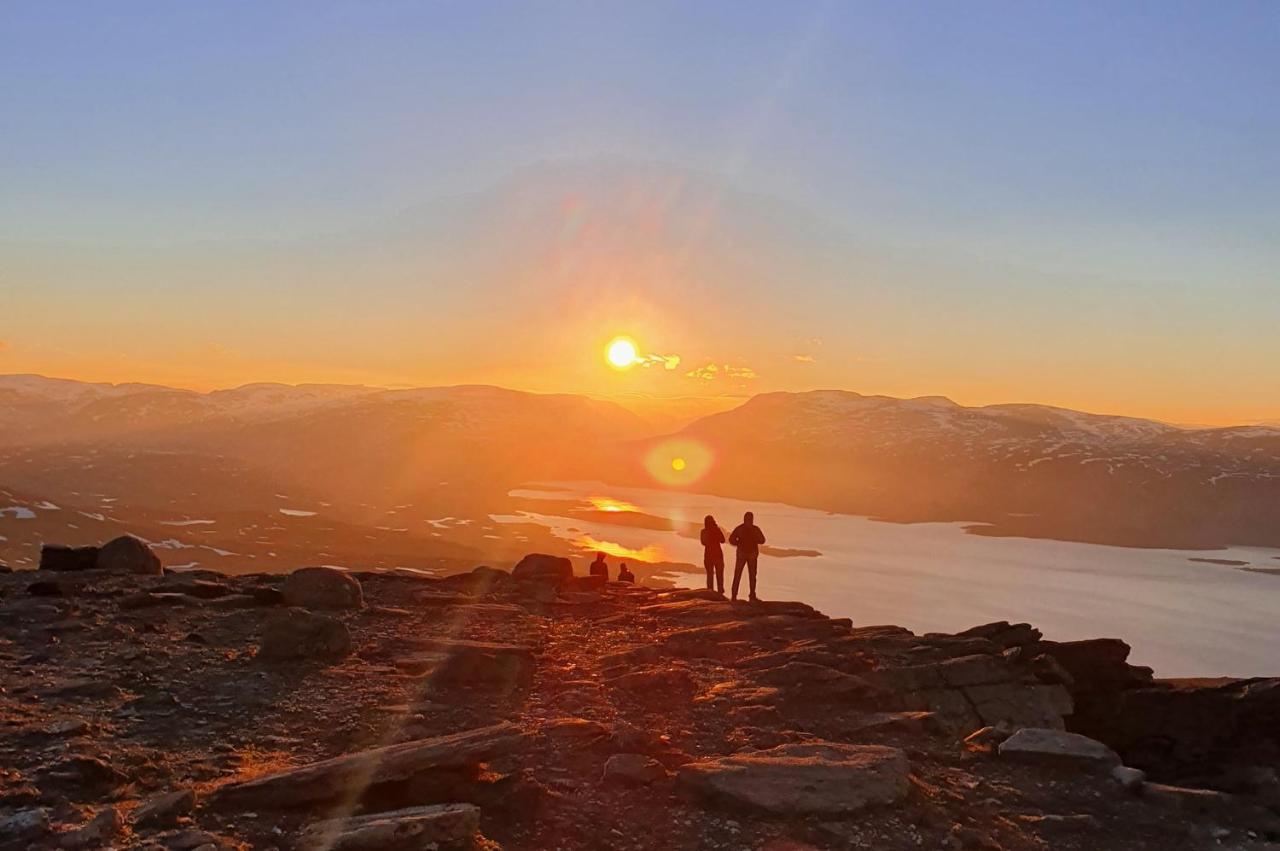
[2,1,1278,425]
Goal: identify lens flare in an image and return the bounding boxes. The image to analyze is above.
[644,438,712,486]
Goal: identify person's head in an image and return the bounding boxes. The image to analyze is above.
[704,515,716,530]
[595,551,605,561]
[744,511,754,525]
[620,562,628,572]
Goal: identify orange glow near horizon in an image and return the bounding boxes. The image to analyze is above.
[587,495,641,513]
[578,535,665,563]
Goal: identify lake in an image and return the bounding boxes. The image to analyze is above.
[495,481,1280,678]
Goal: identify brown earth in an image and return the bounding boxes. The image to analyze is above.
[2,557,1279,851]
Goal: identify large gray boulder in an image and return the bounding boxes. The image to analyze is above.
[282,566,364,610]
[998,727,1121,770]
[511,553,573,585]
[259,609,352,661]
[677,741,910,814]
[97,535,162,575]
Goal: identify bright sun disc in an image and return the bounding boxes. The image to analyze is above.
[606,337,638,369]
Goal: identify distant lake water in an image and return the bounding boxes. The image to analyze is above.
[496,481,1280,678]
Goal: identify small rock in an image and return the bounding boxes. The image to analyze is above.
[282,566,364,610]
[603,753,667,786]
[44,718,91,737]
[1111,765,1146,791]
[134,788,197,827]
[60,807,123,849]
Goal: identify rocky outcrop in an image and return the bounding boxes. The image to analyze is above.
[258,608,352,661]
[678,742,910,814]
[3,556,1276,851]
[97,534,163,575]
[873,652,1073,733]
[282,566,364,609]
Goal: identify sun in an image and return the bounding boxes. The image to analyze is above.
[606,337,638,370]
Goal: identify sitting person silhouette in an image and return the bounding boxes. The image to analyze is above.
[588,551,609,580]
[700,514,726,594]
[728,511,766,602]
[617,562,635,583]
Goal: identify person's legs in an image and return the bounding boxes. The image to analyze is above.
[731,552,746,599]
[704,560,714,590]
[715,558,725,594]
[748,555,758,599]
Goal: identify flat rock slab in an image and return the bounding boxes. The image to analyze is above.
[677,742,910,815]
[397,638,535,687]
[211,723,524,809]
[998,727,1120,770]
[299,803,480,850]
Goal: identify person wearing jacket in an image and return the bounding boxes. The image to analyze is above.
[728,511,766,602]
[699,515,726,593]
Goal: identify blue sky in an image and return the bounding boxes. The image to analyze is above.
[1,1,1278,421]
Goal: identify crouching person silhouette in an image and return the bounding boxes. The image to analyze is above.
[728,511,766,602]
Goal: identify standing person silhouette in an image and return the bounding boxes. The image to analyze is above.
[728,511,766,602]
[699,515,726,594]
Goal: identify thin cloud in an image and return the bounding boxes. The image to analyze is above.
[686,363,758,381]
[792,354,816,363]
[637,353,681,370]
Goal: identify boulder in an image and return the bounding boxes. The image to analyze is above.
[603,753,667,786]
[396,638,534,689]
[39,545,100,572]
[258,608,352,661]
[511,553,573,585]
[211,723,524,809]
[298,803,480,851]
[0,808,49,843]
[678,742,910,814]
[133,788,196,827]
[998,727,1121,770]
[282,566,364,610]
[59,807,122,849]
[97,535,162,575]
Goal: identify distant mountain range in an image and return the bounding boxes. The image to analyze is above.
[2,375,1279,565]
[634,390,1280,549]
